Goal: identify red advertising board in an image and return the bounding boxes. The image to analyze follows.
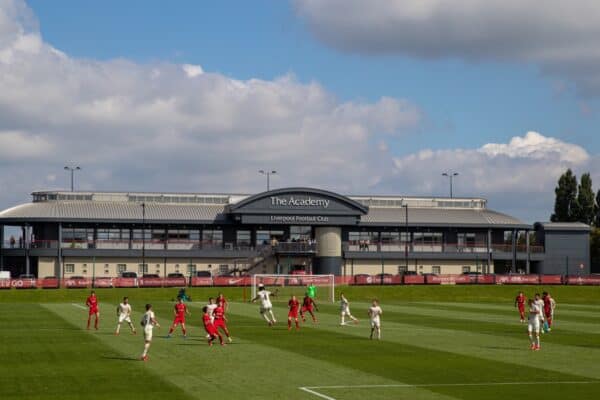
[539,275,563,285]
[12,278,37,289]
[0,279,10,289]
[425,275,472,285]
[63,278,91,288]
[403,275,425,284]
[212,276,251,286]
[473,275,496,284]
[495,275,539,285]
[41,278,60,289]
[163,277,187,287]
[334,276,353,285]
[565,275,600,285]
[114,277,138,288]
[190,277,213,287]
[139,277,163,288]
[92,278,113,288]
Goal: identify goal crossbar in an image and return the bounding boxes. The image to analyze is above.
[251,274,335,303]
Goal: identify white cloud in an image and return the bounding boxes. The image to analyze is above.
[390,132,595,222]
[295,0,600,95]
[182,63,203,78]
[0,0,421,209]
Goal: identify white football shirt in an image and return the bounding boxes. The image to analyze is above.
[142,310,155,328]
[369,305,382,322]
[118,303,131,317]
[257,290,272,308]
[528,303,541,322]
[535,299,545,320]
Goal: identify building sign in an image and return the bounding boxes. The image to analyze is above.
[240,214,358,226]
[269,215,329,223]
[270,196,330,208]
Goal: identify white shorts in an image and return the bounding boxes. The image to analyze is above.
[144,327,153,341]
[118,314,131,323]
[260,305,272,314]
[528,319,540,334]
[340,307,351,316]
[370,319,380,328]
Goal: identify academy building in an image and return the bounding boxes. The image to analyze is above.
[0,187,591,279]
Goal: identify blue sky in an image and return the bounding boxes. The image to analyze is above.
[27,0,599,155]
[0,0,599,222]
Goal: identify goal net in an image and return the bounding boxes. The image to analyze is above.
[251,274,335,303]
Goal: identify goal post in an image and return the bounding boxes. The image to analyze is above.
[251,274,335,303]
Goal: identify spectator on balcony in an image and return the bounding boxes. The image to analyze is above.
[9,235,15,248]
[18,236,23,248]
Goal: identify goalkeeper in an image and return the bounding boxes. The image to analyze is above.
[306,282,317,299]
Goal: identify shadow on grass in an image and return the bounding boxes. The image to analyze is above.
[102,355,140,361]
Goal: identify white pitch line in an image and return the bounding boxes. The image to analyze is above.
[299,387,337,400]
[299,381,599,400]
[71,303,87,310]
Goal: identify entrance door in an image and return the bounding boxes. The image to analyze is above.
[290,226,312,242]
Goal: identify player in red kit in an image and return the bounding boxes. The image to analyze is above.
[514,291,526,323]
[202,306,224,346]
[86,290,100,330]
[300,293,319,323]
[213,303,232,343]
[217,292,228,313]
[288,295,300,331]
[167,297,190,338]
[542,292,555,331]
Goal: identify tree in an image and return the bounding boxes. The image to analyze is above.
[596,190,600,227]
[574,173,596,224]
[551,169,578,222]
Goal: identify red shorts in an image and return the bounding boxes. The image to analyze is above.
[173,316,185,325]
[518,304,525,312]
[301,306,313,313]
[214,319,227,329]
[205,325,218,336]
[88,307,98,315]
[288,310,299,318]
[544,308,552,318]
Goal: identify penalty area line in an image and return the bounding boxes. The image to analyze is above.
[299,381,599,399]
[71,303,87,310]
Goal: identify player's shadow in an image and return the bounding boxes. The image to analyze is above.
[481,346,519,350]
[102,355,139,361]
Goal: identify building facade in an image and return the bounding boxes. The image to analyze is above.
[0,187,591,278]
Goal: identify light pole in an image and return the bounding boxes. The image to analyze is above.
[141,202,146,274]
[64,165,81,192]
[259,170,277,191]
[442,172,459,198]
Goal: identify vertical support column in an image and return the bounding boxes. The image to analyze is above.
[25,225,30,276]
[0,224,4,271]
[314,227,342,275]
[487,229,492,274]
[526,230,531,274]
[57,222,63,279]
[511,229,517,273]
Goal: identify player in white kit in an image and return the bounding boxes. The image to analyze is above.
[368,299,383,340]
[527,299,541,351]
[251,284,277,326]
[140,304,160,361]
[339,293,358,325]
[534,293,545,333]
[115,296,136,335]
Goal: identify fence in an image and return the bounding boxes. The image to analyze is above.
[1,274,599,289]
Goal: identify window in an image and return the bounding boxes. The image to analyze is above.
[65,264,75,274]
[290,226,311,241]
[202,230,223,245]
[432,266,441,275]
[219,264,229,275]
[256,230,285,245]
[175,264,180,272]
[348,231,378,243]
[398,265,408,274]
[187,264,197,276]
[462,266,471,274]
[381,232,400,244]
[117,264,127,273]
[236,230,251,246]
[138,264,148,274]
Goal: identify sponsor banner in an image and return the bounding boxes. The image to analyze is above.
[0,279,10,289]
[352,275,374,285]
[335,276,353,285]
[190,277,213,287]
[63,278,91,288]
[426,275,472,285]
[403,275,425,284]
[139,277,163,288]
[114,277,138,288]
[41,278,60,289]
[213,276,251,286]
[474,275,496,284]
[92,278,113,288]
[539,275,563,285]
[565,276,600,285]
[163,277,187,287]
[495,275,540,285]
[13,278,37,289]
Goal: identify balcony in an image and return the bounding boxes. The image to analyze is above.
[272,242,317,254]
[343,241,544,256]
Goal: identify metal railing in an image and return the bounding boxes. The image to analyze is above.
[344,241,544,254]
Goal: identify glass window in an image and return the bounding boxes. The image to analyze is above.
[381,232,400,244]
[138,264,148,274]
[65,264,75,274]
[462,266,471,274]
[414,232,442,244]
[187,264,197,276]
[432,266,441,274]
[290,226,311,241]
[202,230,223,244]
[236,230,251,246]
[219,264,229,275]
[117,264,127,273]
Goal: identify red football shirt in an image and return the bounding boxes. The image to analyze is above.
[203,314,213,328]
[217,296,228,309]
[86,296,98,308]
[288,299,299,312]
[213,306,225,321]
[515,294,525,306]
[175,303,187,317]
[302,296,313,307]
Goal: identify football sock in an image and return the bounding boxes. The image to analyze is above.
[94,317,99,329]
[268,310,276,322]
[288,320,291,329]
[182,327,186,335]
[142,343,150,356]
[295,320,299,329]
[116,324,121,334]
[262,313,271,323]
[87,317,91,329]
[341,315,345,325]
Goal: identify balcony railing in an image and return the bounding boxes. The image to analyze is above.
[343,241,544,254]
[273,242,317,253]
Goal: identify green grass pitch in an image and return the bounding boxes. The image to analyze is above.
[1,285,599,399]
